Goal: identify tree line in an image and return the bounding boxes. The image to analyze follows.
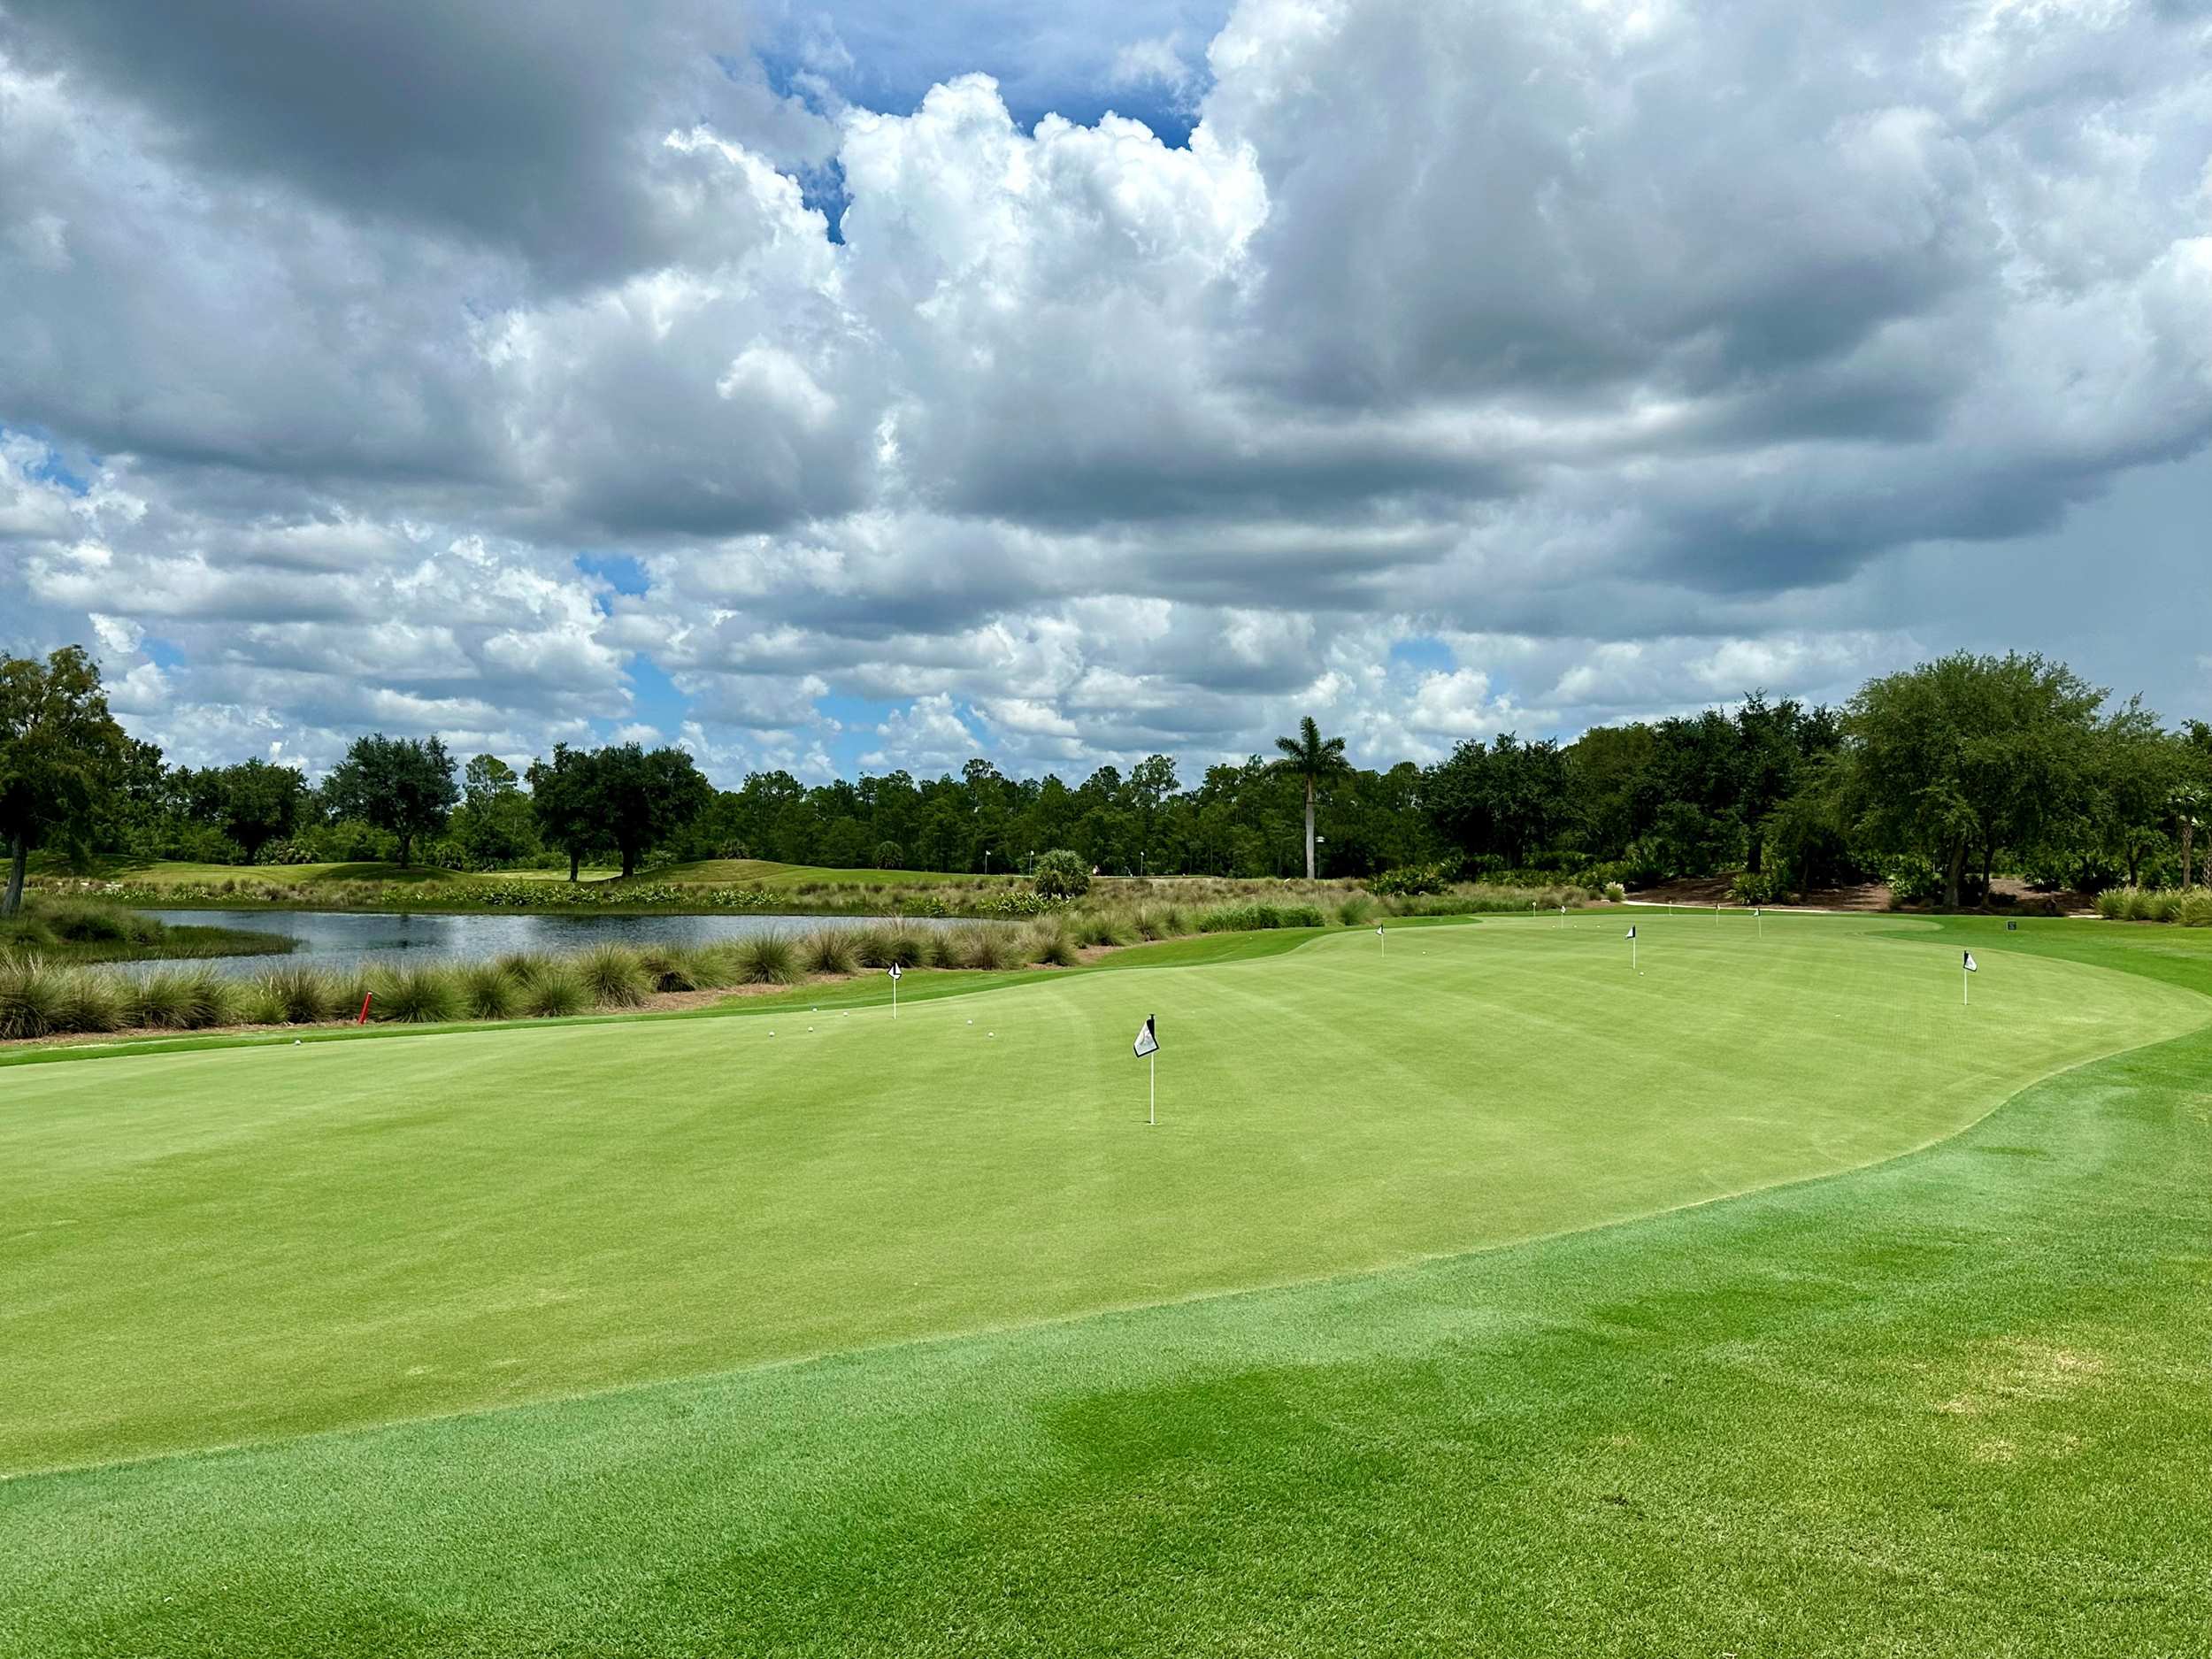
[4,642,2208,917]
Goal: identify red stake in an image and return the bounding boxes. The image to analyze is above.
[357,992,373,1025]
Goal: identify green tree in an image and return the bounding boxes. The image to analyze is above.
[526,744,602,881]
[1843,652,2104,909]
[1268,717,1348,879]
[0,646,128,917]
[321,733,459,869]
[591,744,712,878]
[218,758,308,863]
[449,754,538,867]
[1124,754,1181,876]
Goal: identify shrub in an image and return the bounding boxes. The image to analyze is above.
[520,964,588,1018]
[798,930,859,976]
[577,944,651,1008]
[1033,849,1092,900]
[1729,869,1783,906]
[732,933,801,985]
[371,964,461,1024]
[36,900,158,944]
[457,961,520,1020]
[1885,855,1944,905]
[1367,864,1449,897]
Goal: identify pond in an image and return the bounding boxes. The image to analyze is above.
[136,909,967,979]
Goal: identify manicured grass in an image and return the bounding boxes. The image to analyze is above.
[3,914,2208,1654]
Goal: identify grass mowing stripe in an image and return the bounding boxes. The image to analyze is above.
[3,949,2207,1655]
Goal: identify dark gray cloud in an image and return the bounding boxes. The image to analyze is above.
[1,0,826,280]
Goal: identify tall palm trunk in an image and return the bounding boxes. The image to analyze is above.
[1303,777,1317,879]
[4,832,25,919]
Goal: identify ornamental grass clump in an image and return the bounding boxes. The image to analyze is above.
[456,961,520,1020]
[54,964,123,1033]
[173,967,243,1029]
[1024,923,1079,967]
[951,925,1015,971]
[0,954,68,1040]
[369,964,461,1024]
[520,964,588,1018]
[127,970,195,1031]
[257,964,342,1025]
[798,930,858,976]
[578,944,651,1008]
[732,933,800,985]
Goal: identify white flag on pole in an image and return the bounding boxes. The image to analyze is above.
[1133,1015,1158,1057]
[1962,951,1978,972]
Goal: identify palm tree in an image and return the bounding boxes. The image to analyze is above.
[2173,781,2208,891]
[1269,716,1348,879]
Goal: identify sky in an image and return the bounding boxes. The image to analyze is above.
[2,0,2208,787]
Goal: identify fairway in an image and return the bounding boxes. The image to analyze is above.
[5,913,2211,1655]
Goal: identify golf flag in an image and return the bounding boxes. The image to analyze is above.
[1134,1014,1159,1125]
[1963,951,1978,972]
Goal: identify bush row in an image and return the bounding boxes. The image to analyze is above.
[2095,887,2212,926]
[0,924,1082,1042]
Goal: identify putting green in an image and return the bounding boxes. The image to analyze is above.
[3,912,2201,1478]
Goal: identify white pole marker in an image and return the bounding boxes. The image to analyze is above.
[1133,1014,1160,1125]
